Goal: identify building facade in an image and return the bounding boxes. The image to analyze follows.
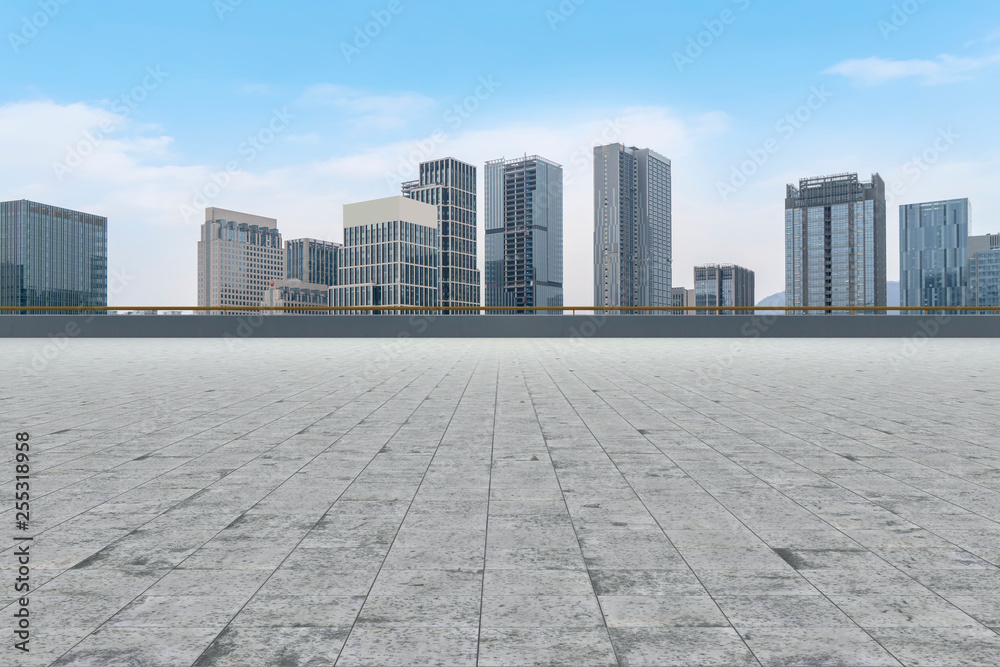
[261,278,330,314]
[785,173,887,313]
[594,144,672,312]
[402,158,479,311]
[332,197,438,312]
[694,264,755,314]
[485,155,563,314]
[286,238,340,287]
[197,208,284,311]
[0,200,107,313]
[671,286,695,315]
[969,232,1000,311]
[900,199,969,310]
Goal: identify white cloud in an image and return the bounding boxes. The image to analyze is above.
[298,84,436,130]
[965,28,1000,48]
[0,98,739,308]
[825,54,1000,86]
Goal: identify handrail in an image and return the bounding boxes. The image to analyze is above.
[0,306,997,314]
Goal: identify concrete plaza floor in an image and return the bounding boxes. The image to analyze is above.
[2,338,1000,667]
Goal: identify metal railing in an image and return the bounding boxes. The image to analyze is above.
[1,306,998,315]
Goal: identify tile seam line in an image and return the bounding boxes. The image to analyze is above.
[43,356,428,665]
[332,348,479,667]
[532,344,763,667]
[572,351,977,661]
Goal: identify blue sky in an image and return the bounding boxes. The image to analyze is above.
[2,0,999,305]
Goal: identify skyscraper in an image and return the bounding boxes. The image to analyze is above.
[402,158,479,311]
[900,199,969,310]
[594,144,672,312]
[694,264,755,315]
[969,232,1000,311]
[484,155,563,314]
[0,200,107,314]
[785,173,887,313]
[197,208,284,311]
[332,197,438,312]
[286,238,340,287]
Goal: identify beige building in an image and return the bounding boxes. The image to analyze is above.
[333,197,439,313]
[197,208,284,312]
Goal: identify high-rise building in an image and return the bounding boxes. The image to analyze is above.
[785,173,887,313]
[402,158,479,311]
[197,208,284,312]
[594,144,672,312]
[694,264,755,314]
[286,238,340,287]
[484,155,563,314]
[332,197,438,312]
[671,286,695,315]
[900,199,969,310]
[0,200,107,313]
[969,232,1000,311]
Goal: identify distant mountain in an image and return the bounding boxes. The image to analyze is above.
[756,282,900,308]
[756,291,785,307]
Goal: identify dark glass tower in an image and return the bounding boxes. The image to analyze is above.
[0,200,107,313]
[402,158,479,311]
[484,155,563,314]
[900,199,969,310]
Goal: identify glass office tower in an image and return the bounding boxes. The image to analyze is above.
[484,155,563,314]
[694,264,755,315]
[402,158,479,312]
[0,199,107,313]
[900,199,969,310]
[332,196,439,313]
[785,173,887,313]
[594,144,672,312]
[969,232,1000,312]
[286,238,340,287]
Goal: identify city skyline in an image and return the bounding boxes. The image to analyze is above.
[3,2,999,306]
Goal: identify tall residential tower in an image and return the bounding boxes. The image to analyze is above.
[785,173,887,313]
[594,144,672,311]
[403,158,479,311]
[485,156,563,314]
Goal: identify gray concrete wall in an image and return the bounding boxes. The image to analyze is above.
[1,314,998,338]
